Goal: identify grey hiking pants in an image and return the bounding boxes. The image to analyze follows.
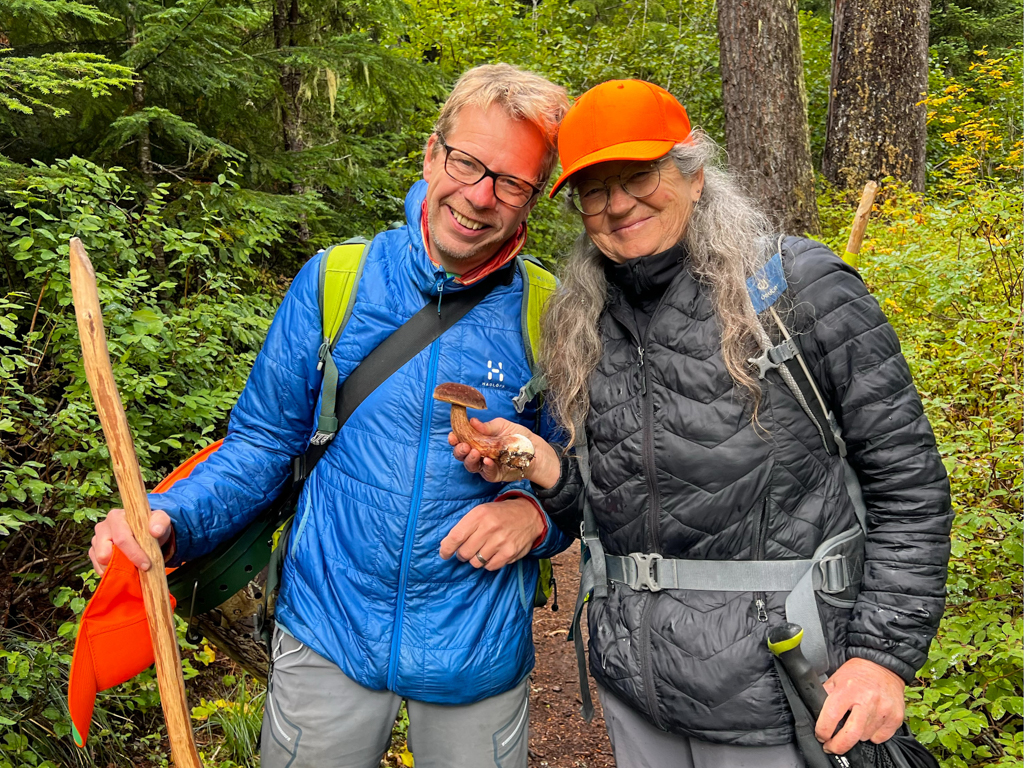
[260,627,530,768]
[599,686,806,768]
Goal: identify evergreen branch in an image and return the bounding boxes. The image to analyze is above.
[134,0,220,75]
[0,0,119,28]
[0,52,134,118]
[103,107,247,163]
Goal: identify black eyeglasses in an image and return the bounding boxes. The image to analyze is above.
[570,160,664,215]
[438,138,542,209]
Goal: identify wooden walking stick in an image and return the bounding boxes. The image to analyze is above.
[842,180,878,269]
[69,238,202,768]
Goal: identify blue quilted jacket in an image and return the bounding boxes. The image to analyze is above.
[150,181,571,704]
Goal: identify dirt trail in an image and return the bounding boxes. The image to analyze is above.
[528,547,615,767]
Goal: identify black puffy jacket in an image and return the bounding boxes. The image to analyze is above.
[538,236,952,745]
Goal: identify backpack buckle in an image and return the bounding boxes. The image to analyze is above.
[748,338,799,379]
[513,374,547,414]
[816,555,850,594]
[309,430,335,447]
[626,552,663,592]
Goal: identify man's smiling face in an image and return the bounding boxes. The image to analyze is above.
[422,103,547,275]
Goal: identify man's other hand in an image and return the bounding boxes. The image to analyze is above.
[89,508,173,576]
[439,497,545,570]
[816,657,906,754]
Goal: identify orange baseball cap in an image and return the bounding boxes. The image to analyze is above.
[550,79,691,197]
[67,439,221,747]
[68,545,177,747]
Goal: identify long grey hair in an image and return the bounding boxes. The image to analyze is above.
[540,130,778,448]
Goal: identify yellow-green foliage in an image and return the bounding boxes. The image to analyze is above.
[818,67,1022,759]
[926,49,1023,186]
[864,188,1020,766]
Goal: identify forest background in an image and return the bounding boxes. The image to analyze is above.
[0,0,1021,766]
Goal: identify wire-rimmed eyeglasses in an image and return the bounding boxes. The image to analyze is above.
[570,160,664,216]
[438,138,542,209]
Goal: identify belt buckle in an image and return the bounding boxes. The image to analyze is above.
[628,552,663,592]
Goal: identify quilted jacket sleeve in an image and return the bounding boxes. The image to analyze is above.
[149,255,324,563]
[784,236,953,683]
[495,403,573,557]
[533,444,586,540]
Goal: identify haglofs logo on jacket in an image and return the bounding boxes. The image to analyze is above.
[482,359,508,391]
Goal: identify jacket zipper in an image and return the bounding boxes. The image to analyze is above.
[387,338,441,688]
[639,596,664,728]
[637,346,647,396]
[638,317,664,554]
[637,302,667,729]
[435,272,447,314]
[753,497,770,622]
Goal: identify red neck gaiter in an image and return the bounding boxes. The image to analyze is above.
[420,202,528,286]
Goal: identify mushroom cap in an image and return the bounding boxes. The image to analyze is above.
[433,382,487,410]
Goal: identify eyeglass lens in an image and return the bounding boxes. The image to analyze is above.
[571,162,662,215]
[444,147,536,208]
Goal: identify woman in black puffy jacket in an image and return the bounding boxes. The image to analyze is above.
[449,80,952,768]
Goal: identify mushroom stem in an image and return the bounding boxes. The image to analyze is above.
[449,405,536,471]
[449,405,476,447]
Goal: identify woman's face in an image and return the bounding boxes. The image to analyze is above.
[574,159,703,264]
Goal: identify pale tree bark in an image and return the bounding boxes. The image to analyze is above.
[717,0,820,234]
[126,9,153,189]
[822,0,930,192]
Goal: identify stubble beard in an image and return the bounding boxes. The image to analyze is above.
[427,200,503,267]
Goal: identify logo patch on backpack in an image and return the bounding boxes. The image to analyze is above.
[747,251,788,315]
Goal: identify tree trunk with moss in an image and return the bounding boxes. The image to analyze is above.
[274,0,310,240]
[822,0,930,192]
[717,0,819,234]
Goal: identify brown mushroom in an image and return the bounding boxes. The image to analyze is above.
[433,382,535,471]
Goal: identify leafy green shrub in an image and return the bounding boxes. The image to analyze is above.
[0,157,294,767]
[819,165,1022,766]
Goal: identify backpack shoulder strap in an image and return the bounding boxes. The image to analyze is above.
[746,238,867,532]
[512,254,557,413]
[319,237,371,347]
[312,237,371,443]
[746,239,839,455]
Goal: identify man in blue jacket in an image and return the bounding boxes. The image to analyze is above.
[88,63,572,767]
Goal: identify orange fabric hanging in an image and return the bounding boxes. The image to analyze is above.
[67,545,176,746]
[68,439,222,747]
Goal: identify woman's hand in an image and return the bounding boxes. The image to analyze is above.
[449,417,561,488]
[816,657,906,754]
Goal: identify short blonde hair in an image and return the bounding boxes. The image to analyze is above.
[433,63,570,183]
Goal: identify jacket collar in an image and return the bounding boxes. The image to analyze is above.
[604,243,688,303]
